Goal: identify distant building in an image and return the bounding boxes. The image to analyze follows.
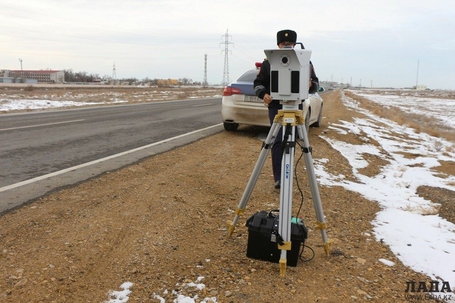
[415,85,427,91]
[156,79,178,87]
[1,69,64,83]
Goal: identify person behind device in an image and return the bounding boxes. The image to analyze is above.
[254,29,319,189]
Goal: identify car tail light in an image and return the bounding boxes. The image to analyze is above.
[223,86,242,96]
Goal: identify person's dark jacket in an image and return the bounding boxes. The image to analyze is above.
[254,59,319,102]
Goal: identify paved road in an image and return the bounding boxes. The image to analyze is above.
[0,98,223,214]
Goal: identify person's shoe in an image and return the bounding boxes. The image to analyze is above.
[274,181,280,189]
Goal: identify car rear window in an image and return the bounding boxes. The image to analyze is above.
[236,70,258,82]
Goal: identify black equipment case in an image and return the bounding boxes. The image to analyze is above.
[245,210,308,267]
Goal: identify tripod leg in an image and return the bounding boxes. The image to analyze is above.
[278,124,296,276]
[227,121,282,237]
[296,124,331,255]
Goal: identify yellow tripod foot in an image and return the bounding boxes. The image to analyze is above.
[324,241,332,256]
[279,259,287,277]
[226,220,235,237]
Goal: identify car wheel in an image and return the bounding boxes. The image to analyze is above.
[313,105,323,127]
[223,122,239,131]
[305,110,310,133]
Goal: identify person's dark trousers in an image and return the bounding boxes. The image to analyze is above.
[268,104,283,183]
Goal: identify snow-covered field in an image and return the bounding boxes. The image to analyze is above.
[354,89,455,131]
[315,89,455,301]
[0,98,129,111]
[0,86,222,112]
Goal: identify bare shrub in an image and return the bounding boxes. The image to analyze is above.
[433,140,444,152]
[401,202,441,215]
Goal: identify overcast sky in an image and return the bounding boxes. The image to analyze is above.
[1,0,454,89]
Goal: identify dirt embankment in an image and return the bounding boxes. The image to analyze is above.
[0,89,453,302]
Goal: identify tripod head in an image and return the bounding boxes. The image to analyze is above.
[264,45,312,110]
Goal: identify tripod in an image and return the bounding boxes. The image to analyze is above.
[227,107,330,276]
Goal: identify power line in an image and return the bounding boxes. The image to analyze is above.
[220,29,233,86]
[203,54,208,87]
[112,62,117,81]
[416,59,420,88]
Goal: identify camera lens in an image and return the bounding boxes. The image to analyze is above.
[280,55,290,66]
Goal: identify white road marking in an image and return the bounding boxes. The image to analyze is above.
[0,119,86,131]
[192,103,214,107]
[0,123,222,193]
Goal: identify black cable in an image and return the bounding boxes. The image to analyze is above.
[294,139,305,220]
[299,244,315,262]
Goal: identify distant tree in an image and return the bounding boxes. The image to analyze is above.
[122,77,137,85]
[178,78,194,86]
[101,75,111,83]
[62,70,202,86]
[63,69,102,82]
[149,79,158,86]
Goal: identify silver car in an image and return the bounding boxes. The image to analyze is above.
[221,67,323,132]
